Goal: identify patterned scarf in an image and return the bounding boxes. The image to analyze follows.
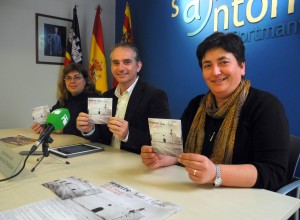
[185,79,250,164]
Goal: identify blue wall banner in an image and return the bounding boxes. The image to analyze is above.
[116,0,300,136]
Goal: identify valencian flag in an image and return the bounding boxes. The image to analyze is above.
[64,5,83,66]
[113,2,133,87]
[121,2,133,43]
[89,5,108,93]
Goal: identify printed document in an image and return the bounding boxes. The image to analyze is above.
[0,177,181,220]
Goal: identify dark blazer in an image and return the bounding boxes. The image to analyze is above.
[86,79,171,154]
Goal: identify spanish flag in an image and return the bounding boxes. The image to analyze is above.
[89,5,108,93]
[64,5,82,66]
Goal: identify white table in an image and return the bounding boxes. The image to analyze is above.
[0,128,299,219]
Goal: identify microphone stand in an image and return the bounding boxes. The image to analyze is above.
[31,135,70,172]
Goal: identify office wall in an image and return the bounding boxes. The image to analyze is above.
[116,0,300,136]
[0,0,115,129]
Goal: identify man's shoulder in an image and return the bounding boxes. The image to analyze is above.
[85,91,102,98]
[137,80,166,93]
[102,88,116,97]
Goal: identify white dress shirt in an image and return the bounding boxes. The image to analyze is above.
[111,76,139,148]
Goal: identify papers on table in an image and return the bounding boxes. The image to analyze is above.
[0,143,36,185]
[0,144,24,179]
[0,198,100,220]
[0,177,181,220]
[42,176,102,200]
[75,181,181,220]
[0,135,36,148]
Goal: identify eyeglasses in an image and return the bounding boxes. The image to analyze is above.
[64,75,84,82]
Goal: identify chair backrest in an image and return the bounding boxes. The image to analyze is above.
[293,154,300,180]
[286,135,300,183]
[277,135,300,220]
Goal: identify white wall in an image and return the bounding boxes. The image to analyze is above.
[0,0,115,129]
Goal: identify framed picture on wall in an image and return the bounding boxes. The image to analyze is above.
[35,13,72,65]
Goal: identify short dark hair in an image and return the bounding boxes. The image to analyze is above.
[110,42,141,63]
[196,32,245,69]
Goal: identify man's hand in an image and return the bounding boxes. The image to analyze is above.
[107,117,129,141]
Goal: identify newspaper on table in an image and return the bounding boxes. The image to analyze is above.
[0,177,181,220]
[32,105,50,124]
[42,176,102,200]
[73,180,181,220]
[0,198,100,220]
[88,98,112,124]
[0,135,36,148]
[148,118,183,157]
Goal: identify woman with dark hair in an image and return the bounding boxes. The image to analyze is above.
[31,63,101,137]
[141,32,289,191]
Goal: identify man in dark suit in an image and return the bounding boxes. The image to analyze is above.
[48,27,62,56]
[76,42,170,154]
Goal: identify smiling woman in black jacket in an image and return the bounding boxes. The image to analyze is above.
[141,32,289,191]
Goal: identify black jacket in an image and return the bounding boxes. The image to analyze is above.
[86,79,171,154]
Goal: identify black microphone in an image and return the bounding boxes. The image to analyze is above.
[30,108,70,154]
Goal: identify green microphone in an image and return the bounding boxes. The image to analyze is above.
[46,108,70,131]
[30,108,70,153]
